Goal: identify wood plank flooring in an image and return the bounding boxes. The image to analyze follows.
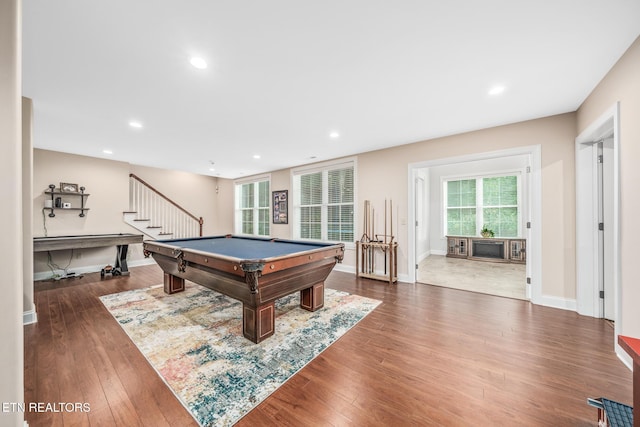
[25,264,632,426]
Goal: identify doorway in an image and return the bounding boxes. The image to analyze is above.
[598,137,615,320]
[408,146,542,303]
[575,103,620,327]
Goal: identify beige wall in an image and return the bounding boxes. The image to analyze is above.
[577,35,640,339]
[1,0,24,423]
[34,150,131,236]
[359,113,577,298]
[267,169,292,239]
[33,149,224,277]
[239,113,577,301]
[215,178,235,235]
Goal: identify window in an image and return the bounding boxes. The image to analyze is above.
[293,161,355,243]
[235,178,270,236]
[482,176,518,237]
[446,179,477,236]
[445,174,520,237]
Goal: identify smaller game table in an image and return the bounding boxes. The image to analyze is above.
[33,233,144,275]
[143,235,344,343]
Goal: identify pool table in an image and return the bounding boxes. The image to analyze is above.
[143,235,345,343]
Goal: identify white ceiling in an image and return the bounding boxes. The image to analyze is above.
[22,1,640,179]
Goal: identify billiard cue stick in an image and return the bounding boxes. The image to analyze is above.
[371,205,373,241]
[362,201,365,239]
[371,207,374,273]
[384,199,387,275]
[384,199,387,244]
[389,199,393,240]
[364,200,369,272]
[363,200,369,241]
[362,200,371,274]
[362,201,365,273]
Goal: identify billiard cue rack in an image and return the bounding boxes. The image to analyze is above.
[356,199,398,284]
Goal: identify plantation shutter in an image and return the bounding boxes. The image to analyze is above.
[300,172,322,240]
[294,161,355,242]
[327,167,354,242]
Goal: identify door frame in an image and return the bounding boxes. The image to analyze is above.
[575,103,621,330]
[407,145,542,304]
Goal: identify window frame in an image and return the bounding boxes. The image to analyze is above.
[291,158,357,247]
[234,174,271,237]
[442,170,522,238]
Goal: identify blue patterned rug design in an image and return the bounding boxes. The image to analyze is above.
[100,284,380,426]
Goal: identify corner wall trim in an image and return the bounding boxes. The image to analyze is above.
[616,347,633,371]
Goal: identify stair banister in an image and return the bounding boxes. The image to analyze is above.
[129,173,203,237]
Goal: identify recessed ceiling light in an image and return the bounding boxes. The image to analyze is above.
[209,167,215,172]
[190,57,207,69]
[329,132,340,139]
[103,149,113,155]
[129,121,143,128]
[488,86,505,96]
[253,154,261,159]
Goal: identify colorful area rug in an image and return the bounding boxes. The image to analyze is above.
[100,284,380,426]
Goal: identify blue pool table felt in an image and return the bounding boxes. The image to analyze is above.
[158,237,332,260]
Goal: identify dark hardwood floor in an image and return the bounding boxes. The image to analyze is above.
[25,265,632,426]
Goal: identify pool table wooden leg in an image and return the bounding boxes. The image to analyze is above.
[300,282,324,311]
[243,302,275,343]
[163,273,185,294]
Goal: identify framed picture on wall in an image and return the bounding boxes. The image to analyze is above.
[272,190,288,224]
[60,182,79,193]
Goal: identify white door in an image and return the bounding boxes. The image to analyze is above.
[415,174,425,274]
[599,138,615,320]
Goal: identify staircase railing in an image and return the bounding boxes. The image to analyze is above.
[129,173,203,238]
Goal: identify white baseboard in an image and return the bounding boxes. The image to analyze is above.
[23,308,37,325]
[430,250,447,256]
[397,273,411,283]
[333,264,355,274]
[129,257,157,268]
[536,295,577,312]
[33,257,157,281]
[333,264,410,284]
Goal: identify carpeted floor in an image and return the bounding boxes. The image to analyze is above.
[100,283,380,426]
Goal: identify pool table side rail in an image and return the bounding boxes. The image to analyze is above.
[156,234,341,249]
[151,251,339,305]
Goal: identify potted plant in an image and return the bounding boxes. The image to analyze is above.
[480,225,494,238]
